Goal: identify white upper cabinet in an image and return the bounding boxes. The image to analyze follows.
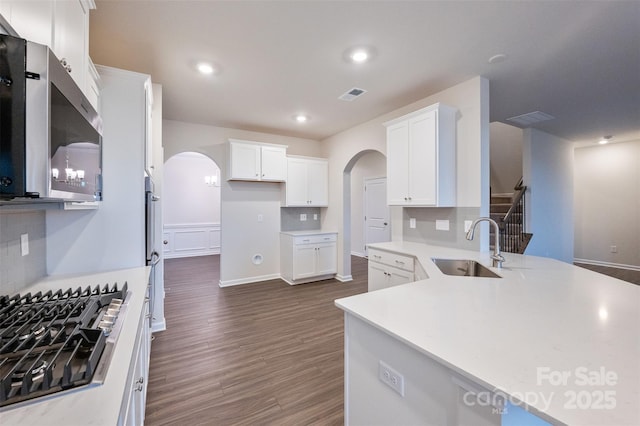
[283,156,328,206]
[0,0,97,105]
[384,103,457,207]
[52,0,90,91]
[228,139,287,182]
[0,1,53,46]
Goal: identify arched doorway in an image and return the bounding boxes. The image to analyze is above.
[163,152,222,259]
[341,149,388,279]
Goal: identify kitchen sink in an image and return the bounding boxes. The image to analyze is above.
[431,258,501,278]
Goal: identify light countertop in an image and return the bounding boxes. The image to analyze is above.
[0,267,150,426]
[335,242,640,426]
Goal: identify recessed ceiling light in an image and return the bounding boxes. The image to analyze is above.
[294,114,309,123]
[598,135,613,145]
[197,62,215,75]
[344,46,376,64]
[351,49,369,63]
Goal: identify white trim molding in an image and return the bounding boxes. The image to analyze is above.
[163,223,220,259]
[574,258,640,272]
[336,274,353,282]
[219,273,281,288]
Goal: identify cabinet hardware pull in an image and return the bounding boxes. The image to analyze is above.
[137,377,144,384]
[163,240,168,244]
[395,260,405,265]
[135,384,144,392]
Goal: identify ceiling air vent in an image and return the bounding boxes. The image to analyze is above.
[338,87,367,101]
[506,111,555,127]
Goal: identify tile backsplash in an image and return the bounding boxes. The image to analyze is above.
[0,211,47,295]
[281,207,322,232]
[402,207,482,250]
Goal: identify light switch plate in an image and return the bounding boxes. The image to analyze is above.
[313,214,318,220]
[436,220,450,231]
[257,214,263,222]
[409,218,416,229]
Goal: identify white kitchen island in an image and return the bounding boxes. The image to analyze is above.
[0,267,150,426]
[335,242,640,426]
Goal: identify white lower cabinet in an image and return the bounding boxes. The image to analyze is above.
[119,297,151,426]
[368,262,414,292]
[368,247,424,291]
[281,232,337,284]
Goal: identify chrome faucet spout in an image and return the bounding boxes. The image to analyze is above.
[466,217,505,268]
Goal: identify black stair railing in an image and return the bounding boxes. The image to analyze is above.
[499,178,531,254]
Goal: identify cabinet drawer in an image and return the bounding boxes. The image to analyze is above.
[293,233,337,245]
[368,248,414,271]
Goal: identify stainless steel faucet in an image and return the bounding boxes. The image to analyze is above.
[466,217,505,268]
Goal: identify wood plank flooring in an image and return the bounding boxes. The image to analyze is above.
[574,262,640,285]
[145,255,368,426]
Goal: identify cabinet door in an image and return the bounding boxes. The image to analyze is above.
[386,121,410,205]
[229,142,260,180]
[2,1,53,46]
[285,157,309,205]
[53,0,87,90]
[388,267,414,287]
[292,244,317,279]
[368,262,389,292]
[260,145,287,181]
[307,159,328,206]
[316,242,336,275]
[407,111,437,205]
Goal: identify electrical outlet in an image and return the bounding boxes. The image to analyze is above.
[20,233,29,256]
[257,214,263,222]
[436,220,450,231]
[610,245,617,253]
[313,214,318,220]
[300,214,307,221]
[379,360,405,396]
[409,218,416,229]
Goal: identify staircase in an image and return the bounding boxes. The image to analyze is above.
[489,179,532,254]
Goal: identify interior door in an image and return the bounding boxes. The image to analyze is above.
[364,177,391,255]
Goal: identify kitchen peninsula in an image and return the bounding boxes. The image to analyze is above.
[335,242,640,426]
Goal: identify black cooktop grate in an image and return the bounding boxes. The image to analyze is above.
[0,282,127,408]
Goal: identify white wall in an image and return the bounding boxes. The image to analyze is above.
[321,77,490,279]
[523,128,574,263]
[163,152,221,224]
[162,119,322,285]
[574,140,640,268]
[350,151,387,257]
[490,122,523,194]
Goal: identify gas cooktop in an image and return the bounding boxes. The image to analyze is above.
[0,282,128,409]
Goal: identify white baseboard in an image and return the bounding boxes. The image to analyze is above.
[336,274,353,282]
[219,273,281,287]
[574,258,640,272]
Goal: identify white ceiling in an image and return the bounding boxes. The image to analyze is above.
[89,1,640,144]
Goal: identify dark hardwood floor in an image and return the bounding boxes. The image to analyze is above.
[145,255,368,426]
[574,262,640,285]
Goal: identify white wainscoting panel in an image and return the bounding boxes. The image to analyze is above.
[163,223,221,259]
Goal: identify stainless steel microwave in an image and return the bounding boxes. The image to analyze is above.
[0,34,102,201]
